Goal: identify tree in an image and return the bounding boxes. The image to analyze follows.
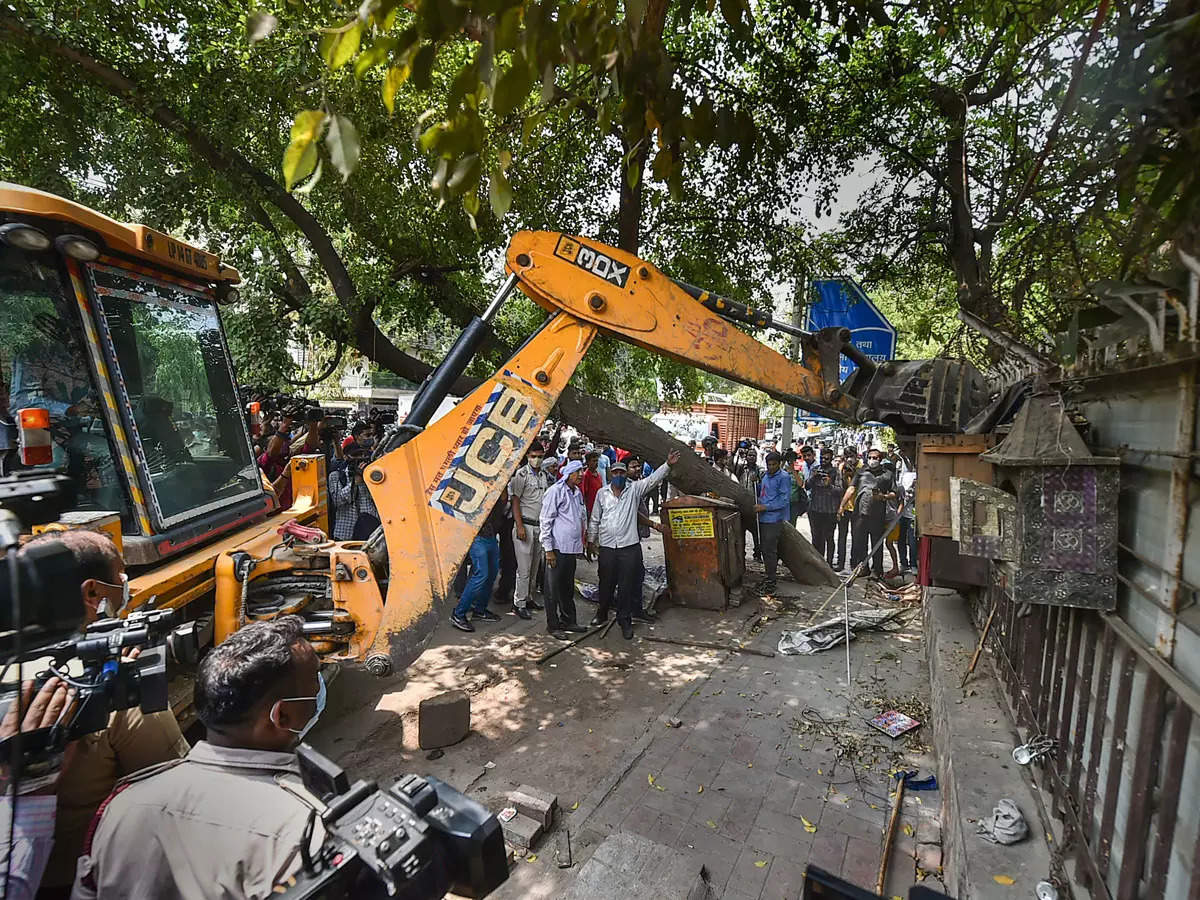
[0,0,841,582]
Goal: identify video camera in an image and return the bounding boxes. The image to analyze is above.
[275,745,508,899]
[0,471,175,773]
[0,607,177,767]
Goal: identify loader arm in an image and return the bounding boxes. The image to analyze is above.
[361,232,986,674]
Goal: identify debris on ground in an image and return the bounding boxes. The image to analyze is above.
[777,608,908,654]
[978,799,1029,845]
[865,580,924,604]
[555,829,573,868]
[868,709,922,738]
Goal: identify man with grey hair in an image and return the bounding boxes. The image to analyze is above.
[540,459,589,640]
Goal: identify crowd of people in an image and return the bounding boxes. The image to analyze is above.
[251,404,388,540]
[694,431,918,591]
[0,411,922,898]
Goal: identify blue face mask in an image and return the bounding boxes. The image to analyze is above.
[611,474,627,489]
[272,671,327,742]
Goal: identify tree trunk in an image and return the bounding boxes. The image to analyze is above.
[556,389,839,586]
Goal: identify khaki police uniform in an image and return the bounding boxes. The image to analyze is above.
[71,741,325,900]
[42,707,189,890]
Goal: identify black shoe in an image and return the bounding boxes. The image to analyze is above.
[550,630,572,641]
[761,582,777,595]
[563,623,588,633]
[621,624,634,640]
[527,600,544,611]
[474,609,501,622]
[515,607,532,620]
[753,552,763,562]
[451,615,475,633]
[632,609,655,623]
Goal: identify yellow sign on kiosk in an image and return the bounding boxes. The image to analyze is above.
[668,508,715,540]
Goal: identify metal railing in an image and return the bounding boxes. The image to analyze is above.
[982,571,1200,899]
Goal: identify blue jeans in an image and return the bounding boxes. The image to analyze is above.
[454,536,500,618]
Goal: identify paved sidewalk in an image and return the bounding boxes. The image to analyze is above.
[579,579,945,898]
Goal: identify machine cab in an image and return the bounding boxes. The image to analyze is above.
[0,183,271,565]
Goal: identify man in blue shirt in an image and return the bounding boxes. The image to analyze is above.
[754,450,792,594]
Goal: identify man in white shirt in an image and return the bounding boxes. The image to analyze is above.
[586,451,680,639]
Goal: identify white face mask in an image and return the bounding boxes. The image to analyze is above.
[529,456,543,469]
[96,572,130,617]
[270,672,327,742]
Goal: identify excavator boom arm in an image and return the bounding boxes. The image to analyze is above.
[362,232,986,673]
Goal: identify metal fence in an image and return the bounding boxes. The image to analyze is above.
[981,575,1200,899]
[963,257,1200,899]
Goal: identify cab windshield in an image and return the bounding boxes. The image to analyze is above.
[0,247,134,526]
[87,263,260,527]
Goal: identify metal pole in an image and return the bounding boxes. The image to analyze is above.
[406,274,519,429]
[483,272,520,322]
[780,281,804,451]
[843,580,852,691]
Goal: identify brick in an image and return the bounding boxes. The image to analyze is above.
[788,791,823,824]
[806,831,847,872]
[717,795,763,840]
[673,822,741,888]
[731,736,760,763]
[758,857,808,900]
[503,812,543,851]
[818,806,886,844]
[915,812,941,845]
[746,824,813,859]
[760,775,801,814]
[417,690,470,749]
[509,784,557,831]
[556,828,573,868]
[643,786,700,822]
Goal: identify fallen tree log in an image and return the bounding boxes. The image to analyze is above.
[555,388,838,587]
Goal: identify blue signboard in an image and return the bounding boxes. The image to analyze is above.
[806,277,896,384]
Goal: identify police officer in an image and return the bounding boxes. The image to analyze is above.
[73,616,327,899]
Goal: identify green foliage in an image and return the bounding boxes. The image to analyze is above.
[1,0,1194,423]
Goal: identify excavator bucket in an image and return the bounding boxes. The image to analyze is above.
[361,312,598,675]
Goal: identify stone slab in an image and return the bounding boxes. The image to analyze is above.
[503,812,544,852]
[560,832,715,900]
[417,689,470,749]
[509,783,558,831]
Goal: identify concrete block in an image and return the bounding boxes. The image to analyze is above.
[503,813,543,851]
[562,833,710,900]
[508,783,557,831]
[417,690,470,749]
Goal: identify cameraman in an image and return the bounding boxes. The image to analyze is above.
[328,449,380,541]
[73,616,325,899]
[20,530,190,899]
